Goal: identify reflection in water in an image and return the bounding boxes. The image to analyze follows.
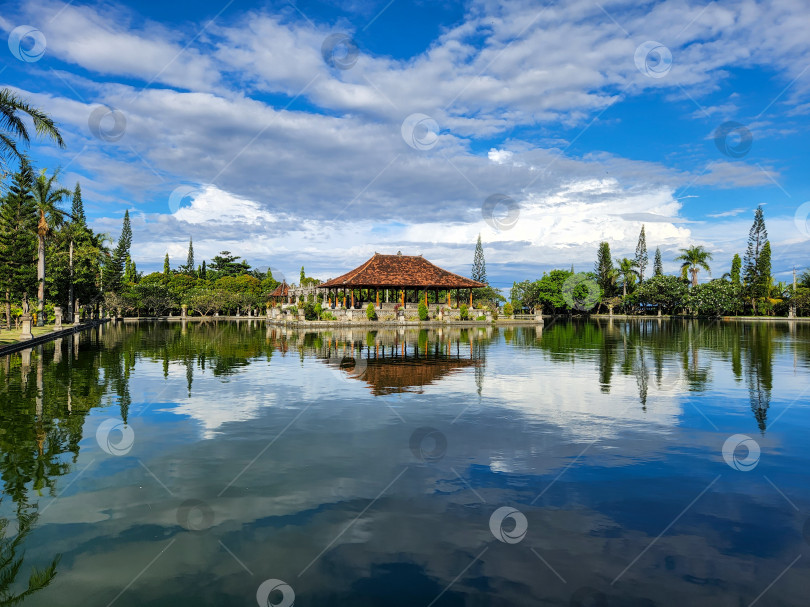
[0,320,808,605]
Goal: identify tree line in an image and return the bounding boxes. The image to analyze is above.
[511,208,810,317]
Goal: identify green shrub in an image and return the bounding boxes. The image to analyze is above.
[503,302,514,316]
[304,303,318,320]
[476,315,486,321]
[418,302,428,321]
[460,304,469,320]
[320,311,336,320]
[366,302,377,320]
[315,302,323,318]
[288,305,298,317]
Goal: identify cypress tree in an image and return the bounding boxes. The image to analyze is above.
[594,241,614,296]
[743,206,767,285]
[730,253,741,285]
[653,247,663,276]
[200,260,206,279]
[0,158,38,328]
[634,225,648,282]
[743,206,768,312]
[71,182,86,226]
[185,238,194,272]
[472,234,487,284]
[300,266,306,284]
[164,253,170,276]
[757,241,771,296]
[107,210,132,292]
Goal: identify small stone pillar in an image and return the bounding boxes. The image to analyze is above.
[346,309,353,322]
[485,310,493,323]
[397,308,405,324]
[181,304,188,318]
[534,308,544,324]
[54,306,63,330]
[20,314,33,340]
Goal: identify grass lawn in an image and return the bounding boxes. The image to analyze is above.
[0,325,59,347]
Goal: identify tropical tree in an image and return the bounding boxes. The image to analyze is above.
[615,257,639,298]
[594,242,615,309]
[675,246,712,287]
[743,206,768,313]
[31,168,71,325]
[0,158,37,328]
[0,88,64,171]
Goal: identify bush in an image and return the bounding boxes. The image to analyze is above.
[503,302,514,316]
[460,304,469,320]
[288,305,298,317]
[366,302,377,320]
[418,302,428,321]
[320,312,336,320]
[315,302,323,318]
[304,303,318,320]
[476,315,486,321]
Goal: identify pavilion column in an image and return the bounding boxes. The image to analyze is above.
[447,291,451,307]
[424,290,428,306]
[401,289,405,309]
[351,290,355,308]
[376,289,380,309]
[469,290,473,307]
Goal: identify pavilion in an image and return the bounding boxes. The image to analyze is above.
[319,252,485,309]
[269,280,290,305]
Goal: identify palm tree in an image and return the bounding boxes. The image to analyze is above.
[615,257,639,298]
[32,169,71,326]
[675,246,713,287]
[0,89,64,172]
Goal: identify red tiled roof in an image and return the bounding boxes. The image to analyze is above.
[269,281,289,297]
[320,253,485,289]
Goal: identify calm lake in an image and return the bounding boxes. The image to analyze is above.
[1,320,809,606]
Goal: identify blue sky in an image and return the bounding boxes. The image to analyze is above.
[2,0,809,289]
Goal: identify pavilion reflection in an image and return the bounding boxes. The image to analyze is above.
[266,327,491,395]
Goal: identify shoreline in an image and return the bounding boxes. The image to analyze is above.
[0,319,111,357]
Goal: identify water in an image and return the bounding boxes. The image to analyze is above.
[1,319,809,606]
